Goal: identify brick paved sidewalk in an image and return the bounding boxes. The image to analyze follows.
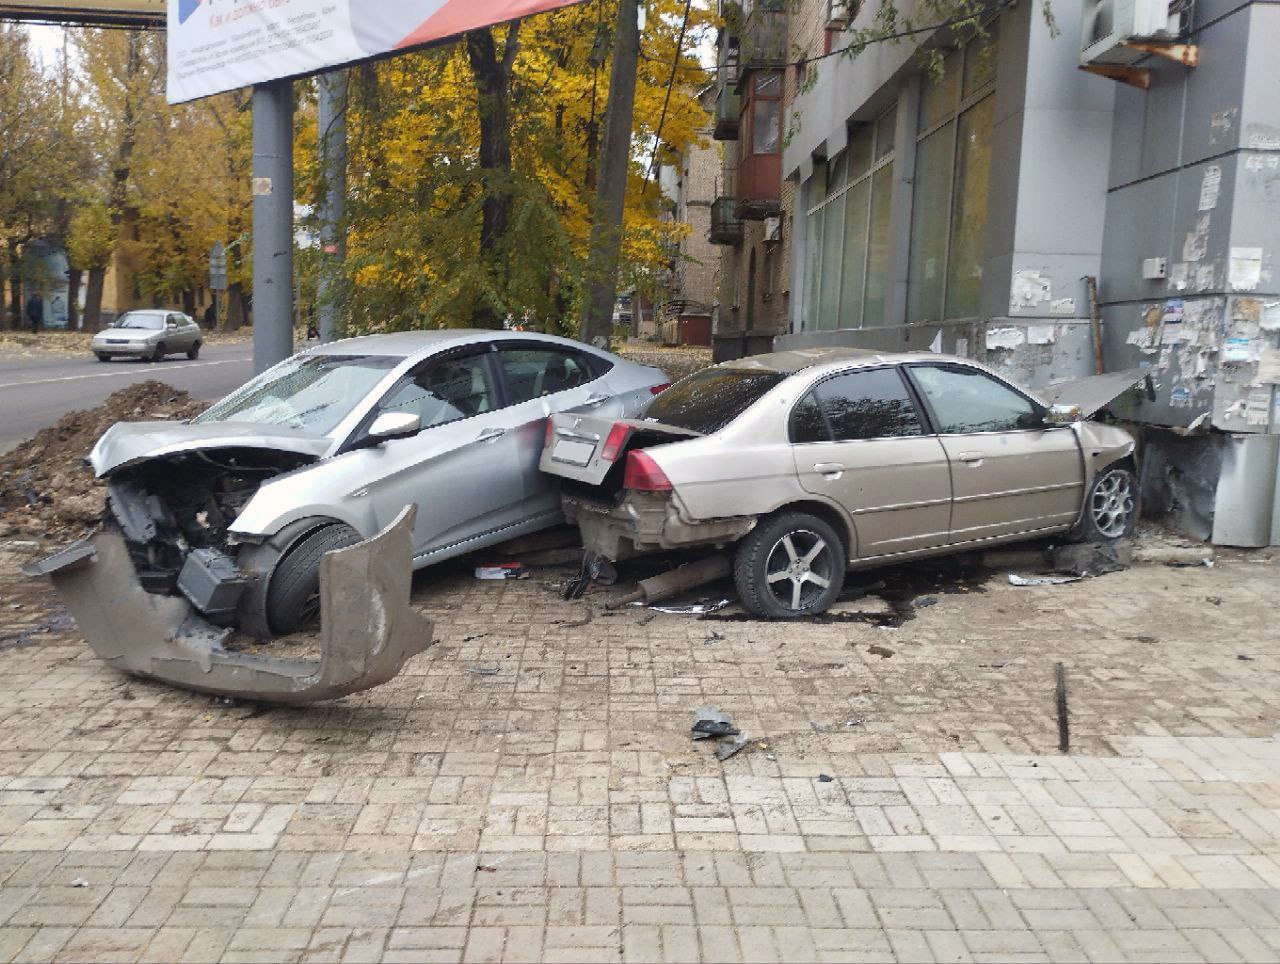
[0,541,1278,962]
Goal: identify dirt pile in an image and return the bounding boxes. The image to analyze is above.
[0,381,208,540]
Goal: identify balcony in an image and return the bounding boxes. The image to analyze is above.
[735,153,781,220]
[736,8,787,81]
[709,197,743,245]
[714,85,740,140]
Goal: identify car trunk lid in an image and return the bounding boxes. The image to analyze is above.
[540,413,698,488]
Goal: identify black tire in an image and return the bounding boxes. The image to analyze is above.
[260,523,361,636]
[1076,461,1138,543]
[734,511,846,619]
[187,341,201,360]
[150,342,166,362]
[95,353,110,362]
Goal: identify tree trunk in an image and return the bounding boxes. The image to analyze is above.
[465,23,520,330]
[84,267,105,330]
[579,0,641,349]
[66,268,81,330]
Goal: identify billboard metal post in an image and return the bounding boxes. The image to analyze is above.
[251,79,295,374]
[316,70,347,345]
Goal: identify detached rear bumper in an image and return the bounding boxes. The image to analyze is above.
[563,491,756,561]
[23,505,432,704]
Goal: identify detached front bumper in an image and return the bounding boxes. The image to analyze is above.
[563,491,756,561]
[23,505,432,704]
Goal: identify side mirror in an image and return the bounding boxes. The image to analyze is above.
[366,412,421,445]
[1044,403,1082,425]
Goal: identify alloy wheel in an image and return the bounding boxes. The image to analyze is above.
[1090,469,1134,539]
[764,529,834,612]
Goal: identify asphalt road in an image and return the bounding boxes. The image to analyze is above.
[0,342,255,452]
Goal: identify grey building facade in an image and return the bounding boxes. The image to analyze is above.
[773,0,1280,545]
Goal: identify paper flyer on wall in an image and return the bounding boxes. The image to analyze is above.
[168,0,585,103]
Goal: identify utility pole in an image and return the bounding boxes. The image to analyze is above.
[316,70,348,344]
[251,79,295,374]
[578,0,640,349]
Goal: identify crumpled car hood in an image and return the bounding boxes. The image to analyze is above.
[90,420,331,477]
[1041,369,1147,418]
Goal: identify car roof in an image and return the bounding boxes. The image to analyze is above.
[716,347,961,375]
[307,329,600,360]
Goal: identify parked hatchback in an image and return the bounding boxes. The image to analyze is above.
[542,348,1140,618]
[88,331,668,636]
[92,310,202,362]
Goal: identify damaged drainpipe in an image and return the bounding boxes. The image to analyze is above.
[1084,275,1105,376]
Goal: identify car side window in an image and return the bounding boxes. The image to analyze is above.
[378,354,496,429]
[498,348,595,405]
[789,392,830,443]
[910,365,1039,434]
[811,368,925,441]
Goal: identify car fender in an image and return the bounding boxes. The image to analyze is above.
[1068,421,1138,532]
[228,457,380,541]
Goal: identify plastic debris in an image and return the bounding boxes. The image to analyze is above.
[715,734,750,761]
[644,598,733,615]
[466,666,500,676]
[691,706,740,738]
[71,878,89,888]
[475,563,528,580]
[1008,573,1082,586]
[817,774,834,783]
[868,644,895,659]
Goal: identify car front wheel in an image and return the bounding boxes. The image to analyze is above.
[734,511,846,619]
[150,342,166,362]
[237,521,363,638]
[95,353,109,362]
[1078,461,1138,542]
[187,341,201,360]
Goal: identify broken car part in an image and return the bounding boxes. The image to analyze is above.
[23,505,432,704]
[608,555,732,608]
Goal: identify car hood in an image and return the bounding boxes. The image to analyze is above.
[1041,369,1147,418]
[90,420,331,477]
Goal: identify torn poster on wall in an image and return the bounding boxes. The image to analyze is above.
[986,327,1026,350]
[1009,270,1052,311]
[1163,300,1185,325]
[1199,166,1222,211]
[1183,214,1211,262]
[1229,248,1264,291]
[1223,337,1253,363]
[1256,346,1280,384]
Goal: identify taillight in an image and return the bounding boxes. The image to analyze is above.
[650,382,671,395]
[544,418,555,447]
[623,450,672,491]
[600,422,630,462]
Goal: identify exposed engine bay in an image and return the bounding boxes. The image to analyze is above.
[103,448,316,620]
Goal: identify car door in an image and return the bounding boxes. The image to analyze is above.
[353,349,528,558]
[791,366,953,558]
[904,363,1084,543]
[495,344,623,518]
[166,314,190,351]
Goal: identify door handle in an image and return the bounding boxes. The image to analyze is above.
[813,461,846,478]
[957,451,984,464]
[476,427,506,443]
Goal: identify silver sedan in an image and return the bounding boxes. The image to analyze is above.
[91,310,203,361]
[88,330,669,636]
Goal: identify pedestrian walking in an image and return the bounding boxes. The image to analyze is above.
[25,291,43,333]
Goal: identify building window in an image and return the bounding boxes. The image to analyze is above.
[803,105,896,331]
[907,34,997,322]
[744,72,782,156]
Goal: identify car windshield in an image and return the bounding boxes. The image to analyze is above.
[195,354,402,435]
[645,368,786,433]
[111,312,166,331]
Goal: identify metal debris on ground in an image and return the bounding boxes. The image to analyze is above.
[914,595,939,608]
[1050,541,1132,577]
[868,644,895,659]
[647,598,732,615]
[817,774,834,783]
[466,666,500,676]
[1008,573,1083,587]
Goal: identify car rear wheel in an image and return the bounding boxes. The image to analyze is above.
[734,511,845,619]
[237,521,362,638]
[187,341,201,360]
[150,342,166,362]
[1078,461,1138,542]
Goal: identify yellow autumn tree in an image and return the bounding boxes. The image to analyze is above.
[315,0,715,335]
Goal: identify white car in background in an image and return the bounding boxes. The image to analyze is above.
[92,310,203,362]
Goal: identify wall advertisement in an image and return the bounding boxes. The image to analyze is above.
[167,0,583,104]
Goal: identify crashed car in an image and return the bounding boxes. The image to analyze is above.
[542,349,1141,619]
[86,330,667,637]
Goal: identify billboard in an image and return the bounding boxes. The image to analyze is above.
[0,1,163,26]
[167,0,586,104]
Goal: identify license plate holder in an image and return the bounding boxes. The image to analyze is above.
[551,438,595,466]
